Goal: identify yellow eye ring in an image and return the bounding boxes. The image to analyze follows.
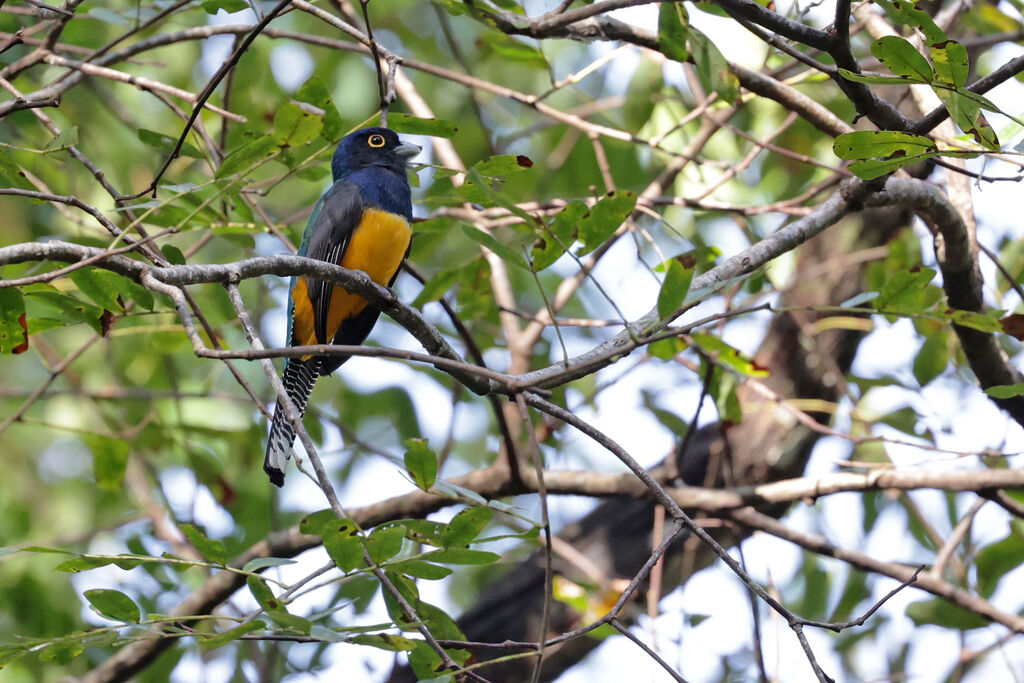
[367,134,386,148]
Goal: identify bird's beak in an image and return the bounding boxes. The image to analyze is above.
[394,142,421,159]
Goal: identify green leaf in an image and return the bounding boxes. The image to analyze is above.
[295,165,330,182]
[401,519,448,547]
[119,278,154,311]
[388,559,453,580]
[180,523,227,565]
[246,576,283,612]
[0,643,28,667]
[242,557,297,572]
[161,244,187,265]
[366,524,405,565]
[26,290,103,332]
[408,640,445,680]
[949,309,1003,332]
[403,438,438,490]
[44,126,79,153]
[657,258,694,320]
[690,332,770,377]
[0,149,35,189]
[462,166,536,236]
[708,364,742,423]
[839,68,925,86]
[216,135,277,179]
[137,128,203,159]
[472,154,534,177]
[874,268,937,312]
[54,556,118,572]
[19,545,72,554]
[833,131,936,161]
[69,268,124,312]
[299,508,336,535]
[477,32,548,68]
[461,223,529,271]
[201,0,248,13]
[323,518,365,572]
[975,521,1024,597]
[201,620,266,649]
[411,263,461,307]
[295,76,344,140]
[273,102,323,147]
[351,633,419,652]
[912,332,949,387]
[658,2,689,63]
[440,507,493,548]
[576,191,637,256]
[624,56,663,131]
[87,435,129,491]
[267,610,312,633]
[984,383,1024,399]
[0,287,28,354]
[531,200,585,271]
[906,597,989,630]
[40,638,85,664]
[828,571,871,623]
[935,89,999,150]
[421,547,501,565]
[84,588,141,623]
[689,26,739,103]
[648,336,685,360]
[871,36,933,83]
[930,40,969,87]
[874,0,946,44]
[388,114,458,138]
[848,155,933,180]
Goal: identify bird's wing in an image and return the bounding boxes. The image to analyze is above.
[296,180,364,346]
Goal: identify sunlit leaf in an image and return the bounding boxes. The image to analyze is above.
[930,40,969,87]
[871,36,933,82]
[274,102,324,147]
[833,131,936,160]
[295,75,345,139]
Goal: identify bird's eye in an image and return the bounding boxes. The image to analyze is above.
[367,134,386,148]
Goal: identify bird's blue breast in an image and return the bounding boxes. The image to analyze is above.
[346,166,412,220]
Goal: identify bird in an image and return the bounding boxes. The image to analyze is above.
[264,127,420,486]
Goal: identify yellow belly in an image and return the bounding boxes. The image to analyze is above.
[291,208,412,351]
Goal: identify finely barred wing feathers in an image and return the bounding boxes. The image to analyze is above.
[304,181,363,345]
[263,357,320,487]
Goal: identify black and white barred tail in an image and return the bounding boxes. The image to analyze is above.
[264,358,319,486]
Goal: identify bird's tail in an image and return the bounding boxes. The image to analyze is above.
[264,358,319,487]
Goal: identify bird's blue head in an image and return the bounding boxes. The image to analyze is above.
[330,127,420,182]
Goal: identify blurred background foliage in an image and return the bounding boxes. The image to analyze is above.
[0,0,1023,681]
